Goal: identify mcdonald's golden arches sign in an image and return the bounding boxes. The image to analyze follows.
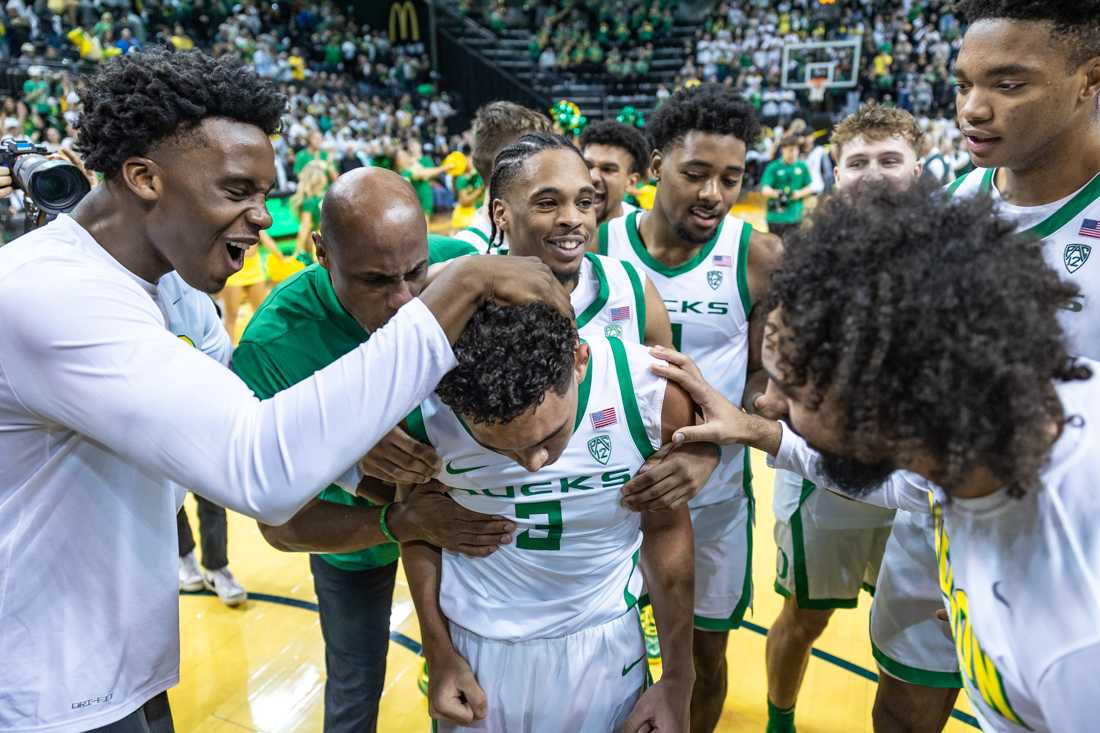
[389,1,420,42]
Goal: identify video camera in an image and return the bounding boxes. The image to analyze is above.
[0,137,91,219]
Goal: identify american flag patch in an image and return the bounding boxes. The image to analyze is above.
[1079,219,1100,240]
[590,407,618,430]
[609,306,631,321]
[712,254,733,267]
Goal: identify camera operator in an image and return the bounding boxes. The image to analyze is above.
[761,134,813,239]
[0,50,569,733]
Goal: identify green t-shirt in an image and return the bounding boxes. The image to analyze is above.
[294,148,330,176]
[231,241,468,571]
[231,265,398,572]
[761,159,812,224]
[454,172,484,208]
[402,155,436,214]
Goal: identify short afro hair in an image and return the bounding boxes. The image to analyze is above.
[437,301,578,425]
[76,50,285,178]
[831,102,923,162]
[771,181,1088,498]
[645,83,761,153]
[579,120,652,176]
[956,0,1100,67]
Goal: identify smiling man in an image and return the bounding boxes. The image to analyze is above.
[0,51,569,733]
[653,183,1100,733]
[949,0,1100,360]
[579,119,651,224]
[598,82,783,732]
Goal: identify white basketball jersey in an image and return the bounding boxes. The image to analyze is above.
[409,336,665,641]
[599,209,753,506]
[572,252,649,344]
[950,168,1100,359]
[453,206,501,255]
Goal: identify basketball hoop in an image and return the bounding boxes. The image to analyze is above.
[809,77,828,102]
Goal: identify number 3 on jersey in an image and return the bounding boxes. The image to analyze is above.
[516,500,563,550]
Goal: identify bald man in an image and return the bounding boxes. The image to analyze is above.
[232,168,514,733]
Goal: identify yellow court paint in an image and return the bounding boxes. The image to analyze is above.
[172,453,976,732]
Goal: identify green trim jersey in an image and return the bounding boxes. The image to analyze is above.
[573,252,649,344]
[599,209,753,507]
[452,206,499,255]
[950,168,1100,359]
[410,336,664,641]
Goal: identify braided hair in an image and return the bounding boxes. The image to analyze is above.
[487,131,587,250]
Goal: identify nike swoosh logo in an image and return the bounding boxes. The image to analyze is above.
[621,652,646,677]
[992,581,1010,609]
[445,460,488,475]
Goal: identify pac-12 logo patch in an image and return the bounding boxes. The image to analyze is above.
[706,270,723,290]
[1064,243,1091,274]
[587,435,612,465]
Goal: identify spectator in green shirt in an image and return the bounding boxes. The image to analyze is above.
[294,129,338,182]
[236,168,512,733]
[397,138,447,222]
[761,136,813,238]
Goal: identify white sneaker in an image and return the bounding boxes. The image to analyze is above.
[202,566,247,607]
[179,551,204,592]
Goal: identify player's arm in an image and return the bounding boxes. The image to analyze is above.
[743,230,785,417]
[401,497,489,726]
[258,476,513,554]
[648,347,930,512]
[621,381,696,733]
[0,256,570,526]
[641,277,674,348]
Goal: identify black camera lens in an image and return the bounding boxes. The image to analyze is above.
[15,156,90,215]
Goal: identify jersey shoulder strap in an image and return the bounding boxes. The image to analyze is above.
[606,336,660,459]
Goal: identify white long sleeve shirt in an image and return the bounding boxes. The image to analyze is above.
[770,362,1100,732]
[0,215,456,732]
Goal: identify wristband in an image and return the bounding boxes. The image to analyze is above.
[379,502,400,543]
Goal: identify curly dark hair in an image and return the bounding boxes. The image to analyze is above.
[75,50,286,178]
[644,83,761,153]
[771,181,1089,498]
[956,0,1100,66]
[579,120,652,176]
[437,301,578,425]
[488,131,587,250]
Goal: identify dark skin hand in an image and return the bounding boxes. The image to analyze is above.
[259,476,515,558]
[419,254,575,343]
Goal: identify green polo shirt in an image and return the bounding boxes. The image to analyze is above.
[761,159,812,225]
[231,238,472,571]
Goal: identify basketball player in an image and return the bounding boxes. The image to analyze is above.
[579,119,650,224]
[655,183,1100,733]
[403,301,696,733]
[597,83,783,732]
[766,103,964,733]
[437,131,721,511]
[0,51,569,733]
[949,0,1100,360]
[451,101,551,253]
